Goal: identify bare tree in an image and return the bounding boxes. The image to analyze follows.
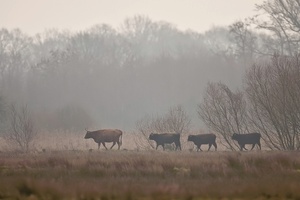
[254,0,300,55]
[245,54,300,150]
[134,105,191,150]
[165,105,191,134]
[199,55,300,151]
[135,115,157,150]
[198,82,249,150]
[229,20,257,63]
[4,104,37,152]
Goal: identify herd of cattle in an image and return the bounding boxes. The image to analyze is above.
[84,129,262,151]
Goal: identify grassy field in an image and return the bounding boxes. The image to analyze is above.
[0,150,300,200]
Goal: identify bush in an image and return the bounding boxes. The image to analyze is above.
[4,104,37,152]
[135,105,191,150]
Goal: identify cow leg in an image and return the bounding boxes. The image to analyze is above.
[208,144,212,151]
[98,143,101,150]
[156,144,159,150]
[199,145,203,151]
[174,144,178,150]
[176,142,181,151]
[110,142,116,149]
[102,142,108,150]
[250,143,255,150]
[162,144,165,151]
[239,145,243,151]
[178,144,181,151]
[117,141,121,150]
[213,142,217,151]
[257,142,261,150]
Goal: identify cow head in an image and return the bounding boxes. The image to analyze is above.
[232,133,239,140]
[149,133,155,140]
[187,135,194,142]
[84,129,91,139]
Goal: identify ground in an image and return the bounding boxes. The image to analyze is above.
[0,150,300,199]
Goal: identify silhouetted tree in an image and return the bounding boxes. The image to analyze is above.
[254,0,300,55]
[4,104,37,152]
[246,54,300,150]
[198,82,249,150]
[229,20,257,63]
[135,105,191,150]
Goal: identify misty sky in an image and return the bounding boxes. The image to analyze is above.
[1,0,263,35]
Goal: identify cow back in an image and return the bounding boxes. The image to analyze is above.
[189,133,216,144]
[232,133,261,144]
[90,129,122,143]
[150,133,180,144]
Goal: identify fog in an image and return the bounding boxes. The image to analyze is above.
[1,0,300,154]
[0,0,274,134]
[0,15,257,132]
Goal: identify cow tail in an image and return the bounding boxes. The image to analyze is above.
[119,132,123,145]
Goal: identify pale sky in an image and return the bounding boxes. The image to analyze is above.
[0,0,263,35]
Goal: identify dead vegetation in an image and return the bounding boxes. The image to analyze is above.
[0,150,300,199]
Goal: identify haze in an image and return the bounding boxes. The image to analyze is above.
[0,0,271,132]
[1,0,262,35]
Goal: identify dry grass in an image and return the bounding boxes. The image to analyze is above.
[0,130,139,152]
[0,132,300,199]
[0,150,300,199]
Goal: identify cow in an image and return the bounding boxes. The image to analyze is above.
[231,132,261,151]
[187,133,217,151]
[149,133,181,151]
[84,129,123,150]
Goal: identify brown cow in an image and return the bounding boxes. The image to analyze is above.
[84,129,123,150]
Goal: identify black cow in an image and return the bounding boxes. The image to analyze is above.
[232,133,261,151]
[187,133,217,151]
[149,133,181,151]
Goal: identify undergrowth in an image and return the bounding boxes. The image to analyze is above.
[0,151,300,199]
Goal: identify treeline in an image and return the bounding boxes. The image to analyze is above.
[0,16,260,130]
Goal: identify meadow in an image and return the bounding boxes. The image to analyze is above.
[1,150,300,200]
